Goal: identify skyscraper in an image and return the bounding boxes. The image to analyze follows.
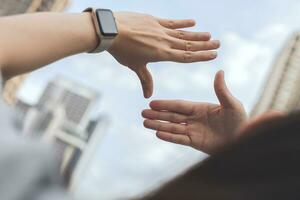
[0,0,69,16]
[37,78,99,133]
[14,77,108,185]
[251,33,300,116]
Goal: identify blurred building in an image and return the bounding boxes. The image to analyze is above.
[0,0,69,104]
[251,33,300,116]
[14,77,109,185]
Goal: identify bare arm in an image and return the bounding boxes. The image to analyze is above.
[0,12,97,79]
[0,11,220,98]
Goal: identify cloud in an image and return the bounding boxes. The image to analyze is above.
[17,1,300,199]
[218,23,292,111]
[77,22,296,199]
[75,123,205,199]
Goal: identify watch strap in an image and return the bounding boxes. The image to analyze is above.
[83,8,115,53]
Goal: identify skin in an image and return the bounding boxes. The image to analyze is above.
[142,70,247,154]
[0,12,220,98]
[142,70,285,154]
[237,110,285,137]
[110,12,220,98]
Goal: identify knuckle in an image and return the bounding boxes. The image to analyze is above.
[183,51,194,62]
[177,30,185,39]
[154,47,166,60]
[161,48,173,59]
[164,35,175,46]
[168,20,176,28]
[185,41,193,51]
[186,126,192,136]
[177,137,186,145]
[157,122,162,130]
[155,34,165,43]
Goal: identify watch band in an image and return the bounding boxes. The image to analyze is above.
[83,7,116,53]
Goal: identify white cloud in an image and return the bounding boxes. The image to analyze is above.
[155,63,213,93]
[17,1,300,199]
[75,123,205,199]
[218,23,294,111]
[222,32,273,86]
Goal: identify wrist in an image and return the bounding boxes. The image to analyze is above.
[81,12,100,53]
[107,12,130,55]
[107,12,121,54]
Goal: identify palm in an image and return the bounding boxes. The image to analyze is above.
[142,71,247,154]
[186,103,246,153]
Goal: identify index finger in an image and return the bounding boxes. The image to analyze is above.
[150,100,196,115]
[157,18,196,29]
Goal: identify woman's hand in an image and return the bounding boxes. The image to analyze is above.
[142,71,247,154]
[109,12,220,98]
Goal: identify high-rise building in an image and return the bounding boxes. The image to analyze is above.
[251,33,300,116]
[0,0,69,104]
[14,77,108,185]
[37,78,98,133]
[0,0,69,16]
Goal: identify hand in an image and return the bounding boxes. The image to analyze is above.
[142,70,247,154]
[108,12,220,98]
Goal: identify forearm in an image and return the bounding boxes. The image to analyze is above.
[0,12,97,79]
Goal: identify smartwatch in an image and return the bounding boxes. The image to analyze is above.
[84,8,119,53]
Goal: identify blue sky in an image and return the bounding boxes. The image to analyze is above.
[18,0,300,199]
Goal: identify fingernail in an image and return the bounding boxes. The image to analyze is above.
[213,40,221,47]
[204,32,211,37]
[189,19,196,25]
[145,92,151,99]
[211,51,218,58]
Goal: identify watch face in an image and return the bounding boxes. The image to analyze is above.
[96,9,118,37]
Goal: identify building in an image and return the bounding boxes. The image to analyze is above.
[0,0,69,16]
[37,78,98,134]
[0,0,69,104]
[14,77,109,185]
[251,33,300,117]
[1,0,109,189]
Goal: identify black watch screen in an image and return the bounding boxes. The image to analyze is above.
[96,9,118,37]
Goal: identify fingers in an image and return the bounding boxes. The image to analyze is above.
[144,119,187,134]
[168,37,220,52]
[150,100,196,115]
[164,49,218,63]
[166,30,211,41]
[157,18,196,29]
[136,66,153,98]
[156,131,191,146]
[214,70,240,108]
[142,109,187,123]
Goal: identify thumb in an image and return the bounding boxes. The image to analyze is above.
[136,66,153,98]
[214,70,240,108]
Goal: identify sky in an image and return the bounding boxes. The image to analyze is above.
[18,0,300,199]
